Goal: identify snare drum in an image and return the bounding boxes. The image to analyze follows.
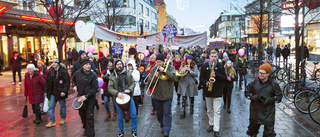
[116,93,131,110]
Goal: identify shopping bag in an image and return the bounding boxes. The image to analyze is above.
[43,96,49,112]
[22,97,28,118]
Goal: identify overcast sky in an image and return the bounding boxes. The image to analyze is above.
[165,0,230,33]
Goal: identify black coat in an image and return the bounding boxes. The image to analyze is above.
[245,77,282,125]
[98,57,108,72]
[45,66,70,100]
[281,48,290,58]
[200,61,227,97]
[102,68,113,97]
[73,69,99,100]
[237,59,248,75]
[10,56,29,70]
[72,60,97,76]
[275,47,281,57]
[72,49,78,61]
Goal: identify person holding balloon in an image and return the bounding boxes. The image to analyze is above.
[237,51,248,90]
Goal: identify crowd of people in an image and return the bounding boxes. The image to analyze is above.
[10,43,285,137]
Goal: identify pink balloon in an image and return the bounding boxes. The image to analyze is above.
[98,77,104,87]
[144,50,149,56]
[238,49,245,57]
[88,45,95,53]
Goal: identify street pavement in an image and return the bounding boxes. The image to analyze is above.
[0,57,319,137]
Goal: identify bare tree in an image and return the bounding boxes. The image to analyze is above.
[28,0,96,62]
[85,0,133,55]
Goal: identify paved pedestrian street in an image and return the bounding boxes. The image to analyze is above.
[0,73,319,137]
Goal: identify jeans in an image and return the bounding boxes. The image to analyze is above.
[104,96,117,113]
[32,103,41,115]
[239,74,247,89]
[205,97,222,132]
[48,95,66,122]
[116,97,137,131]
[154,99,172,133]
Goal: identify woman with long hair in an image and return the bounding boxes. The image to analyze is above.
[177,55,198,119]
[223,60,237,113]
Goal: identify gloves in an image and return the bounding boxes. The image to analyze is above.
[227,76,231,81]
[261,96,277,104]
[250,95,260,101]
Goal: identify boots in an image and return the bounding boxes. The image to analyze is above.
[104,112,111,121]
[190,97,194,114]
[33,114,42,124]
[112,113,117,121]
[180,96,186,119]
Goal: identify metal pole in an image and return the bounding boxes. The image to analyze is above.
[301,0,305,74]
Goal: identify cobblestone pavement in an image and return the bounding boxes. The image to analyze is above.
[0,56,319,137]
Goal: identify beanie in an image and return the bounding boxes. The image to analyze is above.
[38,59,44,65]
[79,50,86,57]
[81,58,91,67]
[259,63,272,73]
[140,66,145,71]
[99,51,104,58]
[186,55,193,60]
[156,53,166,62]
[223,52,228,58]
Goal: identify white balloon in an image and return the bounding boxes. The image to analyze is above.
[75,20,95,42]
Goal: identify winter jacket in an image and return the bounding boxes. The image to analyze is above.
[245,77,282,125]
[72,59,97,76]
[275,47,281,57]
[73,69,99,101]
[45,65,70,100]
[281,47,290,58]
[24,71,46,104]
[98,57,108,73]
[148,64,176,101]
[108,69,135,97]
[72,49,78,61]
[200,61,227,97]
[127,60,141,96]
[177,65,198,97]
[67,50,73,59]
[10,56,29,70]
[237,58,248,75]
[102,68,113,97]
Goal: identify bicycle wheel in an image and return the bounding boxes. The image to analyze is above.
[294,89,317,114]
[283,82,299,102]
[308,97,320,124]
[315,69,320,79]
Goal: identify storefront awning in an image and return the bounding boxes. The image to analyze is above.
[305,23,320,30]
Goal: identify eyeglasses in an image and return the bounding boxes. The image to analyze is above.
[259,72,268,75]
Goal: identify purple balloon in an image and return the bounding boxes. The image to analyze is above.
[98,77,104,87]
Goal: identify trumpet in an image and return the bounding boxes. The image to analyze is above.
[175,65,190,81]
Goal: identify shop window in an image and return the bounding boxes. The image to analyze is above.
[1,36,8,68]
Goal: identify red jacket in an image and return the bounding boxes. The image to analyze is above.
[24,71,46,104]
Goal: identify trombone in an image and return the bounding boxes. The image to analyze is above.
[145,58,171,97]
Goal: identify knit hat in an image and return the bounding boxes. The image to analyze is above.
[79,50,86,57]
[53,58,60,64]
[38,59,44,65]
[223,52,228,58]
[156,53,166,62]
[186,55,193,60]
[81,58,91,67]
[190,49,195,52]
[99,51,104,57]
[259,63,272,73]
[140,66,145,71]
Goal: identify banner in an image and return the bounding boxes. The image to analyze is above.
[95,26,207,47]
